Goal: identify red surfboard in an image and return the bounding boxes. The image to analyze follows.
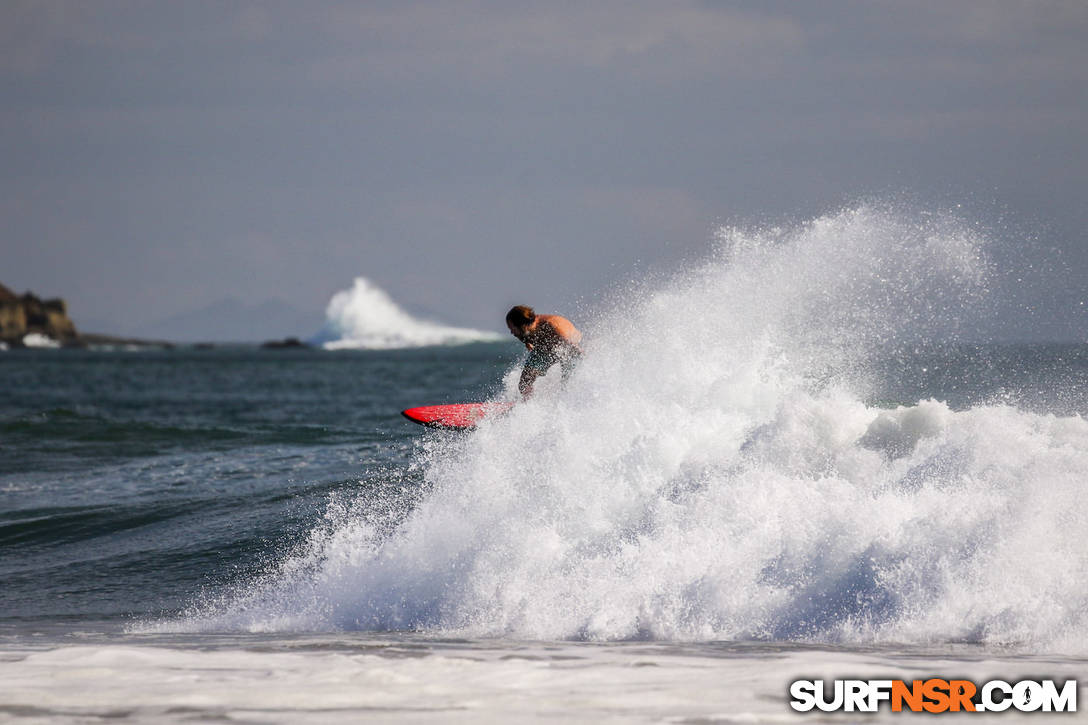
[401,402,516,430]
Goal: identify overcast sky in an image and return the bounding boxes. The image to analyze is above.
[3,1,1086,340]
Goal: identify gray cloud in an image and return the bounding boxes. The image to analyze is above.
[2,1,1086,339]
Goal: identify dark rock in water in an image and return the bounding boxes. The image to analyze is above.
[0,283,80,347]
[1,282,179,349]
[261,337,310,349]
[80,333,176,350]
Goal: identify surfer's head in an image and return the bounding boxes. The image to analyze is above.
[506,305,535,339]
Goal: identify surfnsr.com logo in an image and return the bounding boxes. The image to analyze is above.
[789,679,1077,713]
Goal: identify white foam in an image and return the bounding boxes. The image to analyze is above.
[169,205,1088,652]
[317,277,502,349]
[2,639,1082,723]
[22,332,60,348]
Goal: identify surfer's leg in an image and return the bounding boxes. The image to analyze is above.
[560,349,581,383]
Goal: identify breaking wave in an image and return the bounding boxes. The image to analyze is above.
[167,205,1088,652]
[316,277,502,350]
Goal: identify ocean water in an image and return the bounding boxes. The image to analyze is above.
[3,206,1088,722]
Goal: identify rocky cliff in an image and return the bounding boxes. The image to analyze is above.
[0,283,81,347]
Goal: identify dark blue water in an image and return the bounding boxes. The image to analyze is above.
[1,343,1086,634]
[0,344,518,629]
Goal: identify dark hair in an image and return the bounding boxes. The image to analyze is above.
[506,305,535,327]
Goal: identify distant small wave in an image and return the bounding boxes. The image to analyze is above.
[314,277,502,350]
[22,333,60,349]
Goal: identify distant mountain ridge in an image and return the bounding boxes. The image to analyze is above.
[133,297,323,343]
[0,282,321,347]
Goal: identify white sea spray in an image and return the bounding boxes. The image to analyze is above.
[317,277,501,349]
[171,205,1088,652]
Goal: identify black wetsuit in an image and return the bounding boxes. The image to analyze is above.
[524,322,581,381]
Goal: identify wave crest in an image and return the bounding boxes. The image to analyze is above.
[168,205,1088,652]
[316,277,502,350]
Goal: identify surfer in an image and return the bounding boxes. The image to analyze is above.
[506,305,582,397]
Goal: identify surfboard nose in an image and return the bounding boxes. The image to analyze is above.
[402,403,515,430]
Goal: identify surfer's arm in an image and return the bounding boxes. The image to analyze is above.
[518,365,539,397]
